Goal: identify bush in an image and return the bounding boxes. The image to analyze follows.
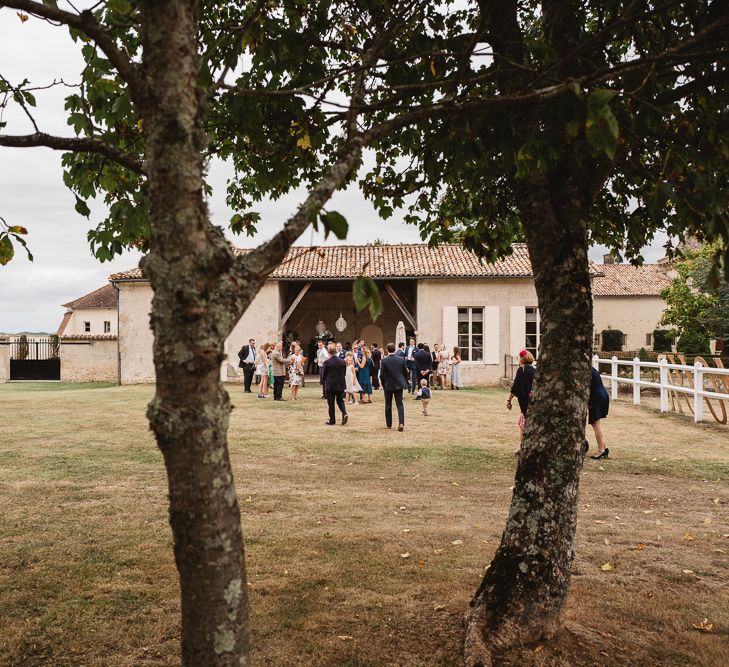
[653,329,674,352]
[601,329,624,352]
[638,347,651,361]
[17,334,29,360]
[677,329,711,355]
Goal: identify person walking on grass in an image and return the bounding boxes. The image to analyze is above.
[507,349,535,455]
[417,379,432,415]
[380,342,408,431]
[322,343,348,426]
[345,353,362,405]
[589,366,611,459]
[287,342,305,400]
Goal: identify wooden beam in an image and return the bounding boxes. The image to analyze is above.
[385,283,417,330]
[280,282,312,329]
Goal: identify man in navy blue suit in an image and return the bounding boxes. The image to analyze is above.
[322,343,349,425]
[414,343,432,397]
[379,343,409,431]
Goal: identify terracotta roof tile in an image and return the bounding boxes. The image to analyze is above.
[591,264,671,296]
[60,334,118,341]
[63,283,118,309]
[56,312,72,336]
[109,243,669,296]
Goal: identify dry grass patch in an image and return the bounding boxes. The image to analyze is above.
[0,382,727,666]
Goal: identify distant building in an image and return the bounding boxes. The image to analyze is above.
[108,243,671,385]
[57,284,118,337]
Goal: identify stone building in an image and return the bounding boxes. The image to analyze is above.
[108,243,671,386]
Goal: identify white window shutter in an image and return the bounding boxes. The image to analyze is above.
[483,306,500,364]
[510,306,526,356]
[442,306,458,353]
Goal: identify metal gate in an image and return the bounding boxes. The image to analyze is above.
[9,337,61,381]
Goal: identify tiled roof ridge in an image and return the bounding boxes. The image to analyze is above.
[60,334,118,341]
[62,283,118,309]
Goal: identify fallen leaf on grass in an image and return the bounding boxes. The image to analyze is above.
[400,553,410,559]
[534,645,544,653]
[692,619,713,633]
[244,496,253,503]
[247,582,254,589]
[451,482,459,486]
[704,518,712,525]
[713,549,726,554]
[337,635,354,641]
[451,539,463,546]
[418,560,426,568]
[603,538,610,545]
[643,510,653,514]
[682,569,694,574]
[594,520,606,524]
[651,458,658,462]
[433,549,443,555]
[637,543,646,550]
[402,529,410,533]
[434,604,446,612]
[683,533,694,541]
[713,498,720,505]
[600,563,613,571]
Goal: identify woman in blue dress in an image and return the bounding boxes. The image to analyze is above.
[588,366,610,459]
[357,346,374,403]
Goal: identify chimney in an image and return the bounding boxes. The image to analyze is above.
[603,254,615,265]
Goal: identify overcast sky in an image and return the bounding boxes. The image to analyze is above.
[0,9,667,333]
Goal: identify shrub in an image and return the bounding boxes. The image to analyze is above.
[677,329,711,355]
[638,347,651,361]
[17,334,29,360]
[50,334,60,358]
[601,329,624,352]
[653,329,674,352]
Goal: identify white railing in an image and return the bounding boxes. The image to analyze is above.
[593,355,729,424]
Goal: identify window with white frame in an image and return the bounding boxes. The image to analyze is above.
[525,307,541,357]
[645,333,652,346]
[458,307,483,361]
[83,321,91,333]
[104,321,111,333]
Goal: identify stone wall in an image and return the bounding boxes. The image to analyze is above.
[60,337,118,383]
[0,339,9,382]
[593,296,667,351]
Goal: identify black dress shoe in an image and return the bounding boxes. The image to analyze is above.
[325,421,336,426]
[342,414,349,425]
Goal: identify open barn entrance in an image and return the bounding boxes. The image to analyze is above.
[279,279,417,367]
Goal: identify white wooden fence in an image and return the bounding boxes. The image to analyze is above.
[593,355,729,424]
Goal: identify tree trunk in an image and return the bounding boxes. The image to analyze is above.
[464,174,592,666]
[139,1,249,665]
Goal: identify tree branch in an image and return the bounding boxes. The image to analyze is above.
[0,0,144,100]
[0,132,144,173]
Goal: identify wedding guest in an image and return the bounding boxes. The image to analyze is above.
[316,339,329,399]
[437,345,450,389]
[257,343,270,399]
[450,346,463,389]
[396,342,406,357]
[357,346,374,403]
[345,353,362,404]
[405,337,418,393]
[380,342,408,431]
[431,343,440,388]
[589,366,611,459]
[507,349,535,455]
[371,343,382,389]
[237,338,257,393]
[270,341,287,401]
[417,379,432,416]
[322,343,348,426]
[414,343,432,396]
[287,342,305,400]
[336,342,345,359]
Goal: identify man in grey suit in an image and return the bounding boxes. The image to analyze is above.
[379,342,409,431]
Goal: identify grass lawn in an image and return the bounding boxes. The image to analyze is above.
[1,382,728,666]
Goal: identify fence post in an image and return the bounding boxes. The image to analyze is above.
[693,361,704,422]
[659,358,668,413]
[611,355,619,400]
[592,354,599,370]
[633,357,641,405]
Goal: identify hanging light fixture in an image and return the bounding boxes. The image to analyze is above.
[315,319,327,335]
[335,313,347,332]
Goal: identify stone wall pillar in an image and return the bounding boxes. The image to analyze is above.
[0,338,9,382]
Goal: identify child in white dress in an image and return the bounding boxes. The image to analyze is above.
[345,353,362,404]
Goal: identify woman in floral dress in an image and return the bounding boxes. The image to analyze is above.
[287,342,305,400]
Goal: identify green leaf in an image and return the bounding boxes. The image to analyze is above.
[0,235,15,265]
[567,81,581,98]
[585,106,619,159]
[74,196,91,217]
[587,88,618,111]
[106,0,131,13]
[352,275,383,321]
[319,210,348,240]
